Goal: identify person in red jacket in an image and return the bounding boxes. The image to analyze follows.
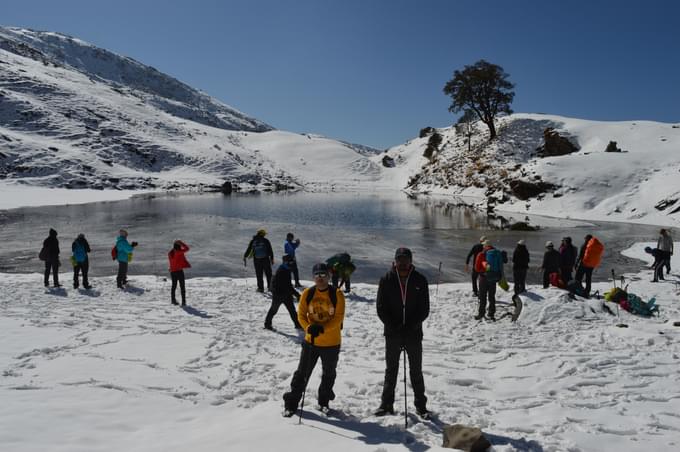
[168,240,191,306]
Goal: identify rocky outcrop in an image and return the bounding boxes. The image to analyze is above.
[537,127,579,156]
[509,179,557,200]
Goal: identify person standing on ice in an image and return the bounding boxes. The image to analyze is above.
[71,233,92,289]
[284,232,302,288]
[656,228,673,279]
[265,254,302,331]
[574,234,604,298]
[168,240,190,306]
[243,229,274,292]
[41,228,61,287]
[512,239,530,294]
[283,263,345,417]
[464,236,486,296]
[374,247,430,419]
[115,229,138,289]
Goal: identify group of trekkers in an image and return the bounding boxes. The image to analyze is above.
[465,229,673,321]
[37,225,672,419]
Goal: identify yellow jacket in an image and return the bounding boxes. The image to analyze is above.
[297,286,345,347]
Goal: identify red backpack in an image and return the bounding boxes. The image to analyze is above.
[111,245,117,260]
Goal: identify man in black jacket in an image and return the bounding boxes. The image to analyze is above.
[243,229,274,292]
[464,236,486,296]
[540,241,561,288]
[559,237,577,284]
[265,254,302,331]
[42,228,61,287]
[375,247,430,419]
[512,240,530,294]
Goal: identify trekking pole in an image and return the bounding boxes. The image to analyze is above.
[298,335,315,424]
[402,346,408,429]
[435,262,442,296]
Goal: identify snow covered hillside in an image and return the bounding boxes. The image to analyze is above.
[0,27,382,195]
[1,245,679,451]
[379,114,680,226]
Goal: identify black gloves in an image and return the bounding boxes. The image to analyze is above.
[307,324,324,338]
[131,241,139,247]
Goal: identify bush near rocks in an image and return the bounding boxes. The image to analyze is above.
[605,141,622,152]
[509,179,557,200]
[419,126,435,138]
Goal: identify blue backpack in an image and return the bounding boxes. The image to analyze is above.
[485,249,503,282]
[252,239,269,259]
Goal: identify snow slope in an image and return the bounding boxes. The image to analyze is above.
[380,114,680,226]
[0,26,382,196]
[1,245,679,451]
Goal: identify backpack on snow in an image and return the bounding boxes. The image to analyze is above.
[567,279,586,298]
[621,294,659,317]
[485,249,503,283]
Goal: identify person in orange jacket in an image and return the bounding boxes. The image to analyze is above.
[283,263,345,417]
[574,234,604,298]
[168,240,191,306]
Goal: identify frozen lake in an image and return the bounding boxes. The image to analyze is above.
[0,191,661,284]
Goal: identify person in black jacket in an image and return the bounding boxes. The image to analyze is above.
[41,228,61,287]
[540,241,561,288]
[464,236,486,296]
[265,254,302,330]
[512,240,530,294]
[243,229,274,292]
[375,247,430,419]
[559,237,577,284]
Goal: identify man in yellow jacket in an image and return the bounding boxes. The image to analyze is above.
[283,263,345,417]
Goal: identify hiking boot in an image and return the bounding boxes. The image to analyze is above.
[416,407,432,420]
[256,288,264,293]
[487,316,496,322]
[318,404,330,415]
[283,408,296,418]
[264,324,274,331]
[84,285,92,290]
[171,300,179,305]
[181,302,186,307]
[374,405,395,416]
[474,314,484,321]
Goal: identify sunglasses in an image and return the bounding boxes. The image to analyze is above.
[313,272,328,278]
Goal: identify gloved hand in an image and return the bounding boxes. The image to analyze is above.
[307,324,324,338]
[131,241,139,247]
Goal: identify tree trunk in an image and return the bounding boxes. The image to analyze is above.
[485,120,497,140]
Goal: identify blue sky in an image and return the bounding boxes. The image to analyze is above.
[3,0,679,149]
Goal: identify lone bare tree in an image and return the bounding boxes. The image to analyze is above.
[443,60,515,140]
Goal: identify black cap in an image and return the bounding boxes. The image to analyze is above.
[395,247,412,259]
[312,263,328,274]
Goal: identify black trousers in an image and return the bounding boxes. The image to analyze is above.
[471,270,479,294]
[380,335,427,411]
[560,266,573,284]
[265,295,299,328]
[575,264,594,297]
[171,270,186,304]
[513,268,527,294]
[332,273,350,291]
[478,276,496,317]
[284,343,340,410]
[44,260,59,286]
[73,260,89,288]
[289,260,301,286]
[254,257,272,291]
[117,261,128,287]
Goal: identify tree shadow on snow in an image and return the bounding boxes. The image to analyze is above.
[518,291,544,302]
[346,293,374,303]
[77,288,101,298]
[299,411,432,452]
[182,305,212,318]
[485,432,545,451]
[272,329,303,344]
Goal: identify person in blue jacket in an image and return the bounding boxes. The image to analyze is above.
[115,229,138,289]
[284,232,302,288]
[72,233,92,289]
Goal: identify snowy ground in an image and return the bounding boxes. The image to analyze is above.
[1,245,679,451]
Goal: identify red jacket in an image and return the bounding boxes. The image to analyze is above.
[168,242,191,272]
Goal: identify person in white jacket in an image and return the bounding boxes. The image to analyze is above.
[656,229,674,278]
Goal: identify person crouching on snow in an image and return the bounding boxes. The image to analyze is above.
[283,263,345,417]
[168,240,190,306]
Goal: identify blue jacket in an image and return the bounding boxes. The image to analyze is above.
[284,240,299,258]
[116,236,134,263]
[72,237,91,263]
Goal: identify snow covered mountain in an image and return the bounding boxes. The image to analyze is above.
[0,26,382,192]
[378,114,680,225]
